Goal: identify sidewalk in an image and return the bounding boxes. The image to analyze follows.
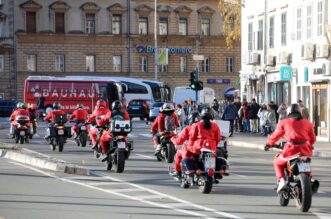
[228,132,331,159]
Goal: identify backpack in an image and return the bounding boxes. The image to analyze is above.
[164,115,176,132]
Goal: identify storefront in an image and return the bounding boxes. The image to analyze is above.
[312,82,329,140]
[296,66,311,115]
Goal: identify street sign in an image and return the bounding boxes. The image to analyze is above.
[193,55,204,61]
[207,79,231,84]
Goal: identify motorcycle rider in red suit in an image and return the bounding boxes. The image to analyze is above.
[87,99,111,150]
[151,103,179,155]
[70,104,89,138]
[99,101,130,157]
[170,111,200,178]
[265,103,317,193]
[44,102,66,143]
[9,102,30,137]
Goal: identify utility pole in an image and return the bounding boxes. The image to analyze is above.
[195,39,199,104]
[154,0,158,81]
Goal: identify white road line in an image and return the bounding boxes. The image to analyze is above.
[314,212,331,219]
[135,153,154,159]
[86,181,122,186]
[68,140,76,144]
[9,161,243,219]
[132,195,161,200]
[230,173,247,178]
[141,134,153,138]
[110,188,142,193]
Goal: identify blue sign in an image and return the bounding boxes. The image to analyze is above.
[207,79,231,84]
[280,66,293,81]
[136,46,192,54]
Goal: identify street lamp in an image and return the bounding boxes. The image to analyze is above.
[154,0,158,81]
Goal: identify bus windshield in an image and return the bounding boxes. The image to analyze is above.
[142,81,169,102]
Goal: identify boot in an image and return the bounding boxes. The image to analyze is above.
[154,144,161,156]
[311,178,320,194]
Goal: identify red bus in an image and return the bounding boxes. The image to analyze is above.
[24,76,124,113]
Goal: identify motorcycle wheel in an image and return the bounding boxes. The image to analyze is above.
[279,192,290,206]
[106,156,112,171]
[125,150,131,160]
[295,173,312,212]
[198,176,213,194]
[114,150,125,173]
[156,155,162,162]
[80,132,87,147]
[165,143,175,163]
[58,136,64,152]
[19,136,24,144]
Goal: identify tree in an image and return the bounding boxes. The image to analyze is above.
[218,0,242,48]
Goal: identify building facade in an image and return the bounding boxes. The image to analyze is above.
[241,0,331,142]
[4,0,240,102]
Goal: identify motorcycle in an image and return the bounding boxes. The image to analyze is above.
[13,115,31,144]
[104,120,132,173]
[217,135,228,159]
[266,144,319,212]
[48,115,70,152]
[71,120,88,147]
[29,111,38,139]
[156,131,176,163]
[179,148,230,194]
[93,119,109,159]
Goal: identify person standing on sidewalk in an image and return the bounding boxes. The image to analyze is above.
[222,98,238,137]
[234,97,243,132]
[241,100,250,133]
[298,100,309,120]
[265,103,277,134]
[248,98,260,133]
[258,104,268,136]
[277,103,287,121]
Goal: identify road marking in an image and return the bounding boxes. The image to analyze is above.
[110,188,142,193]
[314,212,331,219]
[230,173,247,178]
[9,161,243,219]
[135,153,154,159]
[134,195,161,200]
[68,140,76,144]
[86,181,122,186]
[141,133,153,138]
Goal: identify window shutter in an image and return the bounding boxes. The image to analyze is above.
[26,12,36,33]
[55,13,65,33]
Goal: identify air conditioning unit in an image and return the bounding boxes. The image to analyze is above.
[266,54,276,66]
[316,44,330,58]
[248,53,260,65]
[301,42,314,60]
[278,52,289,64]
[322,62,331,76]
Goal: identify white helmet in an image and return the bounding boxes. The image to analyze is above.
[161,103,174,112]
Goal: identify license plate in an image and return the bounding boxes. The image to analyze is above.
[132,107,139,110]
[80,126,86,130]
[58,129,64,135]
[20,131,25,136]
[219,141,225,147]
[117,141,126,149]
[204,157,216,169]
[298,162,311,172]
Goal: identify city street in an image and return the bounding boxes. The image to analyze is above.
[0,120,330,219]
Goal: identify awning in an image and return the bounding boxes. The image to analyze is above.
[224,87,239,98]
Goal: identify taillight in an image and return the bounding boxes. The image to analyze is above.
[207,169,215,176]
[196,169,202,176]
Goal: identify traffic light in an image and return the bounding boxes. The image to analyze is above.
[189,71,196,85]
[194,81,204,91]
[189,69,203,91]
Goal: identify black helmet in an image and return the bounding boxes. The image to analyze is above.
[77,104,83,109]
[53,102,61,110]
[21,103,27,110]
[112,100,122,111]
[287,103,301,117]
[200,107,213,120]
[188,112,200,125]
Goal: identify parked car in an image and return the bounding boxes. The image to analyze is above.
[127,99,150,120]
[0,100,18,117]
[149,102,164,121]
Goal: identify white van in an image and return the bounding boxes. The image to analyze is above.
[173,87,215,105]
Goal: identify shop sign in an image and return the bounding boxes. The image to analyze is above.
[157,48,168,65]
[280,66,292,81]
[136,46,192,54]
[312,83,328,89]
[207,79,231,84]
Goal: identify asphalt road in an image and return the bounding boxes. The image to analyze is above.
[0,119,331,219]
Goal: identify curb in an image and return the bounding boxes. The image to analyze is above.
[228,140,331,159]
[0,148,91,176]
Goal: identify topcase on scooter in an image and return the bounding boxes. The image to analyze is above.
[110,120,131,133]
[54,114,68,124]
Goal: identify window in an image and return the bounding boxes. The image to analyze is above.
[159,17,168,35]
[257,19,263,50]
[0,21,4,37]
[317,1,323,36]
[226,57,234,73]
[179,17,188,35]
[113,56,121,72]
[296,7,302,40]
[112,15,121,34]
[55,12,65,33]
[248,22,253,51]
[55,55,65,72]
[122,82,148,94]
[85,13,95,34]
[201,18,210,36]
[159,64,168,73]
[281,12,287,46]
[269,16,274,48]
[180,57,187,73]
[86,55,95,72]
[307,4,312,39]
[201,57,210,73]
[26,12,36,33]
[0,55,3,72]
[139,17,148,34]
[139,56,148,72]
[27,55,36,72]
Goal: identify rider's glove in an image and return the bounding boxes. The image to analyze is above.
[264,144,271,151]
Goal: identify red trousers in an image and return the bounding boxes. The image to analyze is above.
[71,124,89,135]
[100,131,111,153]
[174,148,192,172]
[89,127,98,145]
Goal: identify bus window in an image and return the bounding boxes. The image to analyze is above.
[121,82,148,94]
[99,86,107,100]
[142,81,162,102]
[107,82,120,106]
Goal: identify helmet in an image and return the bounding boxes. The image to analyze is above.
[112,100,122,111]
[16,102,23,109]
[96,99,106,108]
[77,104,83,109]
[287,103,301,116]
[21,103,27,110]
[200,107,213,120]
[161,103,174,112]
[188,112,200,125]
[53,102,61,110]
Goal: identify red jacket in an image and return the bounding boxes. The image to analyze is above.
[171,125,193,145]
[187,121,221,154]
[10,109,30,126]
[242,103,249,120]
[151,113,179,133]
[267,118,316,158]
[87,107,111,126]
[70,109,89,121]
[44,110,66,123]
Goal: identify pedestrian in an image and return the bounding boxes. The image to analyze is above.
[277,103,287,121]
[298,100,309,119]
[212,98,219,113]
[248,98,260,133]
[269,101,279,123]
[233,97,243,132]
[265,103,277,134]
[258,104,267,136]
[241,100,250,133]
[175,104,186,129]
[222,98,238,137]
